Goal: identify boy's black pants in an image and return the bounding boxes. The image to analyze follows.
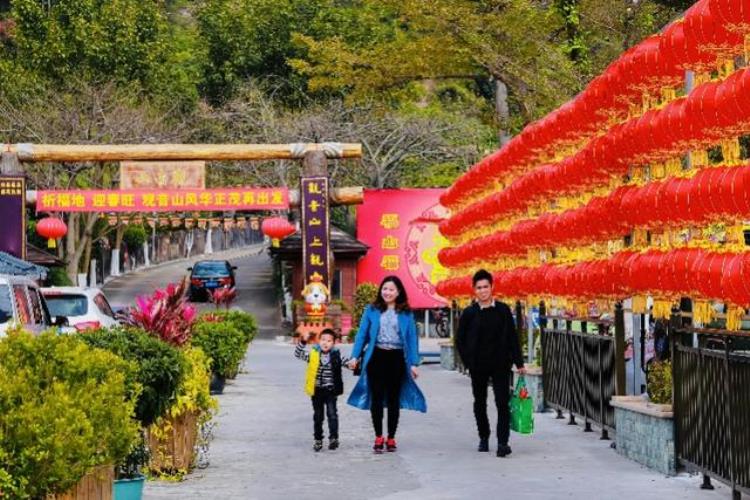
[470,368,511,445]
[312,388,338,440]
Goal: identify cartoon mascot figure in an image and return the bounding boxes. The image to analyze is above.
[302,273,330,318]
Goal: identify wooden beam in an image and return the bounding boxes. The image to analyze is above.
[289,186,363,207]
[10,143,362,162]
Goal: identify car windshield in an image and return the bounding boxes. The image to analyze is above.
[0,286,12,324]
[44,294,88,317]
[192,262,230,277]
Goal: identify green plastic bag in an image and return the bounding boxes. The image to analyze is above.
[510,376,534,435]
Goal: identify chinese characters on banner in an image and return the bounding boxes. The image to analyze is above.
[0,177,26,259]
[301,177,330,288]
[35,187,289,213]
[356,189,449,309]
[120,161,206,189]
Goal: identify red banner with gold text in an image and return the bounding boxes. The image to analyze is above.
[36,187,289,213]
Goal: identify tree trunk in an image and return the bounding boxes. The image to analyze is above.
[494,78,512,146]
[65,213,80,282]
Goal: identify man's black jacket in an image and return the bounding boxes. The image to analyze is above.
[455,300,525,372]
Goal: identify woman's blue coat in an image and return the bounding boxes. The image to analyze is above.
[346,305,427,413]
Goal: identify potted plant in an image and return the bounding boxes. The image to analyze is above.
[80,327,186,498]
[192,321,246,393]
[0,329,138,498]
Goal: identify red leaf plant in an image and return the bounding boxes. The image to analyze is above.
[209,287,237,310]
[129,278,197,346]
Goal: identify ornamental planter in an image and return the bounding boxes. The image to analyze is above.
[438,340,456,371]
[210,373,226,394]
[147,411,199,475]
[47,465,114,500]
[113,475,145,500]
[610,396,676,476]
[513,366,545,413]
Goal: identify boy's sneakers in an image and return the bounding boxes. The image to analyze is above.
[373,436,385,453]
[313,439,323,452]
[386,438,397,452]
[328,438,339,450]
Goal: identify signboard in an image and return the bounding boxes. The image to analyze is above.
[36,187,289,213]
[301,177,331,288]
[356,189,449,309]
[0,176,26,259]
[120,161,205,189]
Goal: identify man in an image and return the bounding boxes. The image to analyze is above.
[456,269,526,457]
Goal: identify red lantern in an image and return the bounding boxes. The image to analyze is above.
[36,217,67,249]
[261,217,296,247]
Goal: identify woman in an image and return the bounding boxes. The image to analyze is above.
[348,276,427,453]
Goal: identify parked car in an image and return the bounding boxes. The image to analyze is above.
[0,274,58,336]
[41,287,120,332]
[188,260,237,302]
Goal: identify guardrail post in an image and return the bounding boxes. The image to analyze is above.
[566,318,577,425]
[614,302,627,396]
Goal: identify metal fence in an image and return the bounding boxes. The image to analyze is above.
[671,321,750,498]
[540,314,619,438]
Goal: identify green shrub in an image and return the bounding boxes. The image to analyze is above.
[123,224,147,250]
[192,322,246,378]
[199,310,257,346]
[80,327,186,427]
[354,282,378,328]
[648,360,673,405]
[47,266,74,286]
[0,330,139,498]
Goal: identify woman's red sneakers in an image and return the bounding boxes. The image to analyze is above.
[386,438,397,452]
[373,436,385,453]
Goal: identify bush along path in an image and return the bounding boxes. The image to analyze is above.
[0,277,258,499]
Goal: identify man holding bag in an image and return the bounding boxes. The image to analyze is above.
[456,269,526,457]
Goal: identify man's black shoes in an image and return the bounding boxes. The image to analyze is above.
[313,439,323,452]
[496,444,512,457]
[477,438,489,452]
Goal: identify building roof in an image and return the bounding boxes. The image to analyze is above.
[270,225,369,260]
[0,251,49,280]
[27,244,65,267]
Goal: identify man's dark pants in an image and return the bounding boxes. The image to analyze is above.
[470,368,511,445]
[311,388,338,440]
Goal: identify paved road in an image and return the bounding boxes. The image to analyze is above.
[105,249,731,499]
[103,245,280,339]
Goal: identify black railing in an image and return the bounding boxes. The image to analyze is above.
[540,309,623,439]
[670,318,750,499]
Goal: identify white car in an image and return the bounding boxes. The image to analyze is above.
[41,287,120,332]
[0,274,56,337]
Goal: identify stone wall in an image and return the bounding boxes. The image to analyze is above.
[612,396,676,476]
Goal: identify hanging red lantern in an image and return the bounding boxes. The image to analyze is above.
[36,217,68,249]
[261,217,296,247]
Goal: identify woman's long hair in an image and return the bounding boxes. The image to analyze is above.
[372,275,410,313]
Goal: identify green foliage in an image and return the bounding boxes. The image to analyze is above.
[47,266,74,286]
[648,360,673,405]
[123,224,148,251]
[0,330,139,498]
[354,282,379,329]
[79,327,186,427]
[191,321,246,378]
[198,310,258,346]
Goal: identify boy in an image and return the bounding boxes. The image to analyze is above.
[295,329,350,451]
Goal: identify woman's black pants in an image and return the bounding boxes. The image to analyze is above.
[367,347,406,439]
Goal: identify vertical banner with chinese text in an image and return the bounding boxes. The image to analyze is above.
[0,176,26,259]
[356,189,448,309]
[301,177,331,288]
